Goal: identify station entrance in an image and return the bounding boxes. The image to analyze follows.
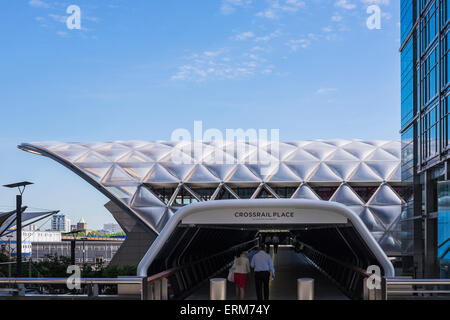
[137,199,394,300]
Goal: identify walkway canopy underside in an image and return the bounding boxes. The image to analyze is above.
[138,200,394,284]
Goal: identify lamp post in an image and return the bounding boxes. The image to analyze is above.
[3,181,33,276]
[62,230,81,265]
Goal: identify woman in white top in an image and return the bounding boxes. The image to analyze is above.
[232,251,251,300]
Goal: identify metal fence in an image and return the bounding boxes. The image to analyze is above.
[384,278,450,300]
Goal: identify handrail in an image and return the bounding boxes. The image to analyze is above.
[299,242,370,277]
[0,277,142,285]
[147,268,178,285]
[175,239,257,269]
[384,278,450,299]
[386,278,450,285]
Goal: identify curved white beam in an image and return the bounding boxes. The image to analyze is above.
[137,199,395,277]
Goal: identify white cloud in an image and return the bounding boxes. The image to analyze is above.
[172,48,273,81]
[48,14,67,24]
[286,39,311,51]
[234,31,255,41]
[256,9,277,19]
[335,0,356,10]
[360,0,390,5]
[331,14,343,22]
[256,0,306,19]
[316,88,338,95]
[254,30,281,42]
[29,0,49,8]
[220,0,253,15]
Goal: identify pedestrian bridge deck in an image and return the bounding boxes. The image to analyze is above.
[187,246,349,300]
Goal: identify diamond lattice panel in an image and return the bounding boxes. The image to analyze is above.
[292,184,320,200]
[23,140,402,253]
[330,184,364,206]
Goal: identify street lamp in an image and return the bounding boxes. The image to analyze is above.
[62,229,81,265]
[3,181,33,276]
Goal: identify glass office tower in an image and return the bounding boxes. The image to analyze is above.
[400,0,450,278]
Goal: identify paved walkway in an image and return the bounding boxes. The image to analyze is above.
[187,246,349,300]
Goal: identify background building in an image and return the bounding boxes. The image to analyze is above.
[0,230,61,258]
[32,239,123,265]
[76,218,87,232]
[0,229,123,265]
[102,223,123,234]
[400,0,450,278]
[51,214,71,233]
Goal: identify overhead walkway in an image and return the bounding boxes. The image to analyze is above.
[138,199,395,300]
[187,246,349,300]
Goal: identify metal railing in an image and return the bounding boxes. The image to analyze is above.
[384,278,450,300]
[142,268,178,300]
[0,277,142,285]
[297,242,370,299]
[0,275,177,300]
[0,277,144,299]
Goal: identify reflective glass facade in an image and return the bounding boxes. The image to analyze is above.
[401,0,450,277]
[438,181,450,279]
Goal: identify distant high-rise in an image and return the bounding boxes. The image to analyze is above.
[51,215,71,233]
[400,0,450,278]
[103,223,122,234]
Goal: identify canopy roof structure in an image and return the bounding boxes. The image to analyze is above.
[0,208,59,237]
[19,140,404,255]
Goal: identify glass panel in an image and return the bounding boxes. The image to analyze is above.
[438,181,450,281]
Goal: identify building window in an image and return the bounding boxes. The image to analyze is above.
[420,46,439,109]
[401,0,415,43]
[421,103,440,160]
[402,39,415,127]
[442,94,450,149]
[442,30,450,89]
[419,2,438,55]
[442,0,449,27]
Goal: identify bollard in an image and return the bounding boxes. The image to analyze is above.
[210,278,227,300]
[297,278,314,300]
[92,284,99,297]
[17,284,26,297]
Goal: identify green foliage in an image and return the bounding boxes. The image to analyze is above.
[101,265,137,277]
[69,231,126,238]
[33,255,72,277]
[109,231,126,237]
[0,252,11,263]
[0,253,12,276]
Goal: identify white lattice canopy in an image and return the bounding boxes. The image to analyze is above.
[20,140,404,255]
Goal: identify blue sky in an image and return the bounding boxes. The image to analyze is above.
[0,0,400,229]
